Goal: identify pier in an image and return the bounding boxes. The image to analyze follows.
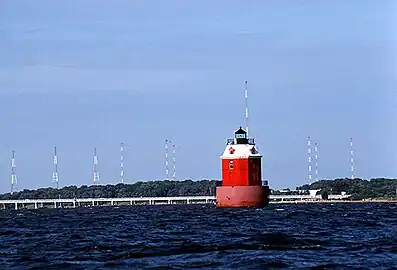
[270,194,351,202]
[0,196,215,210]
[0,194,351,210]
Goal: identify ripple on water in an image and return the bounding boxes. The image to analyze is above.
[0,203,396,269]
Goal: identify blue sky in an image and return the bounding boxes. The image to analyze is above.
[0,0,396,192]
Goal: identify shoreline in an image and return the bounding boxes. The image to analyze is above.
[271,199,397,204]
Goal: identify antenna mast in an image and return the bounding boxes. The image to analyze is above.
[11,150,17,194]
[172,143,176,180]
[350,137,354,179]
[93,147,99,185]
[308,136,312,183]
[244,80,249,136]
[314,142,318,182]
[52,146,59,189]
[165,140,176,180]
[165,140,169,180]
[120,142,124,184]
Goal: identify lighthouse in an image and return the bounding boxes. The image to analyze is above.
[216,127,270,207]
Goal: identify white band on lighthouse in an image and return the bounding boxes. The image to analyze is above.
[221,144,262,159]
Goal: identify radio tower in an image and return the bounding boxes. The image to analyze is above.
[314,142,319,181]
[165,140,176,180]
[11,150,17,194]
[93,147,99,185]
[120,142,124,184]
[350,137,354,179]
[165,140,168,180]
[172,142,176,180]
[52,146,59,189]
[308,136,312,183]
[244,80,249,136]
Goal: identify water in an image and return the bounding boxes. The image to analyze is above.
[0,203,397,269]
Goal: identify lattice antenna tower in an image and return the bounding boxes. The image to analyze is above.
[93,147,99,185]
[52,146,59,189]
[350,137,354,179]
[314,142,318,182]
[244,80,249,136]
[308,136,312,183]
[120,142,124,184]
[165,140,176,180]
[172,142,176,180]
[11,150,17,194]
[165,140,168,180]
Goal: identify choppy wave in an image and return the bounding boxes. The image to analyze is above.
[0,203,396,269]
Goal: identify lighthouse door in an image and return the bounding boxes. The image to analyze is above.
[249,159,261,186]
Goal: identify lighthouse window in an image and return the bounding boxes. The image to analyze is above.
[229,160,234,169]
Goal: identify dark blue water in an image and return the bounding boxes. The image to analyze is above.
[0,203,397,269]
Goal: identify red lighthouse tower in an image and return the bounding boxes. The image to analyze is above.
[216,126,270,207]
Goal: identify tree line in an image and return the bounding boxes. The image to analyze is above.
[0,178,396,200]
[296,178,397,200]
[0,180,221,200]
